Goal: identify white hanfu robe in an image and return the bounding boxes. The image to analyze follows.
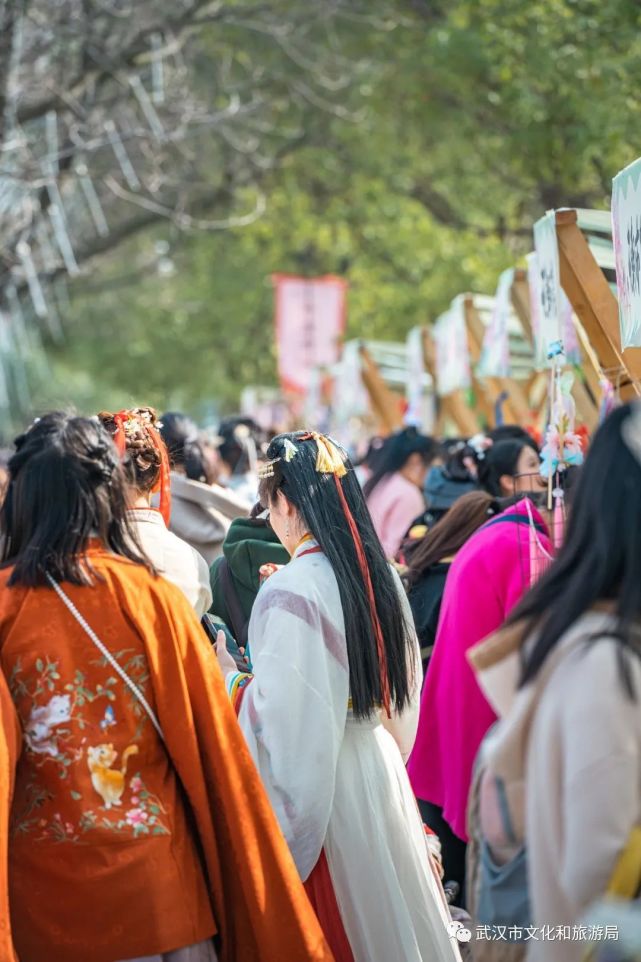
[238,539,461,962]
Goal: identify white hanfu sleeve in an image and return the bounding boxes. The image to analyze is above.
[237,574,350,881]
[379,566,424,763]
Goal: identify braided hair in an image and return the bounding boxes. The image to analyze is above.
[1,412,155,586]
[98,407,164,493]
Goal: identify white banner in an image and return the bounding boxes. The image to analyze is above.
[478,268,513,377]
[612,157,641,348]
[533,211,562,356]
[273,274,347,394]
[528,251,579,367]
[433,296,471,397]
[406,326,426,426]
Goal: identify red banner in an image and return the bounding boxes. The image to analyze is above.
[273,274,347,394]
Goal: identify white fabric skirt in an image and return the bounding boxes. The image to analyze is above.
[119,940,217,962]
[325,715,461,962]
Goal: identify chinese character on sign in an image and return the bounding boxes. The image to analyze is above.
[475,926,492,941]
[626,216,641,296]
[604,925,619,941]
[524,927,540,941]
[572,925,589,941]
[508,926,523,941]
[493,926,508,942]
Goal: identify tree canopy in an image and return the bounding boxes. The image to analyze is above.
[10,0,641,421]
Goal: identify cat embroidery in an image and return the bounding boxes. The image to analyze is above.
[87,743,139,809]
[24,694,72,757]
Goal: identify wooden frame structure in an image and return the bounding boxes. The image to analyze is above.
[509,266,600,431]
[556,209,641,401]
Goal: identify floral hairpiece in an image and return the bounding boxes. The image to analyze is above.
[468,433,493,461]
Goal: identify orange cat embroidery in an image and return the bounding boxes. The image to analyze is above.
[87,743,139,809]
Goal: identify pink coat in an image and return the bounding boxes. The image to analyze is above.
[366,473,425,559]
[407,498,551,841]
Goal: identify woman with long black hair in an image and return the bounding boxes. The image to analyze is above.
[470,403,641,962]
[216,431,460,962]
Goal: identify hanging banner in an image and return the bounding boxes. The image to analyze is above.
[612,157,641,348]
[405,326,427,426]
[433,296,471,397]
[533,211,562,355]
[528,251,579,367]
[478,268,514,378]
[273,274,347,394]
[526,252,545,369]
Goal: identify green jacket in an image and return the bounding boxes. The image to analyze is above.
[209,517,289,638]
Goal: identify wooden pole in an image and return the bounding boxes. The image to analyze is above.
[464,295,533,424]
[422,327,481,436]
[555,209,641,400]
[358,344,405,434]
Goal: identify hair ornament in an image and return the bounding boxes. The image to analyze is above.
[282,438,298,462]
[468,433,493,461]
[299,431,348,478]
[257,458,279,479]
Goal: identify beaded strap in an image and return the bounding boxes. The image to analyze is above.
[46,573,165,742]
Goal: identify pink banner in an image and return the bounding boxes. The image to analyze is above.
[273,274,347,394]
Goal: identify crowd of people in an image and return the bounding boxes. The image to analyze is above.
[0,402,639,962]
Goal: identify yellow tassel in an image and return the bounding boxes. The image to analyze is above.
[314,433,347,478]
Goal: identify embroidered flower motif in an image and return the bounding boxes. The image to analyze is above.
[130,776,143,794]
[125,807,149,827]
[131,795,140,805]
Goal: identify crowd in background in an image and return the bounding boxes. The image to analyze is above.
[0,403,638,962]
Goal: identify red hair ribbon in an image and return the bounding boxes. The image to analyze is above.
[153,430,172,527]
[112,412,129,456]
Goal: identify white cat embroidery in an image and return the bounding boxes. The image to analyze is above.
[24,694,72,757]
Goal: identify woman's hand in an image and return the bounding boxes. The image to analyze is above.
[215,629,241,678]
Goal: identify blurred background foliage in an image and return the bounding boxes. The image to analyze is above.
[28,0,641,418]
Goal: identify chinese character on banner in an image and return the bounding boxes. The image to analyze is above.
[528,251,579,366]
[273,274,347,395]
[478,268,513,378]
[433,296,471,397]
[612,156,641,348]
[533,211,563,356]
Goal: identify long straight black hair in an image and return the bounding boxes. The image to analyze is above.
[259,432,414,717]
[508,404,641,697]
[1,412,154,587]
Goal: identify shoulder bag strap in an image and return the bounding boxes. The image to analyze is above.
[46,573,165,742]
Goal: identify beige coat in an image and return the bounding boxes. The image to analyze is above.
[472,612,641,962]
[167,472,250,565]
[129,508,212,617]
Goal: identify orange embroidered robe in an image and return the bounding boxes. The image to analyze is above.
[0,547,332,962]
[0,671,19,962]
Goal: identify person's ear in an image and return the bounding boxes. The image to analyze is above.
[275,488,294,516]
[499,473,515,496]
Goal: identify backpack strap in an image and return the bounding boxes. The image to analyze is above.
[218,557,249,647]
